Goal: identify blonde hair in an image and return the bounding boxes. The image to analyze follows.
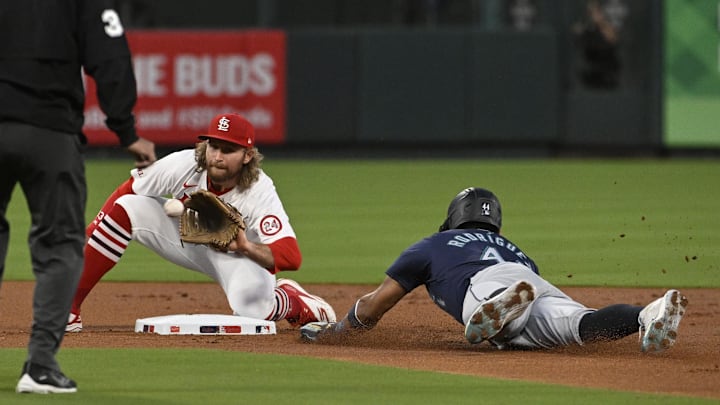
[194,141,264,191]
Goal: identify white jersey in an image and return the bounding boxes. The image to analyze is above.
[129,149,296,245]
[107,148,295,319]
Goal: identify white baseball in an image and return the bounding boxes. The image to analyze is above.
[163,199,185,217]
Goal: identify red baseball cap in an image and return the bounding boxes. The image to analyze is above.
[199,113,255,148]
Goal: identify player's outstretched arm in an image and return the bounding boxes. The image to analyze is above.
[301,277,407,342]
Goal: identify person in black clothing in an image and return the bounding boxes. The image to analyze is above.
[573,0,622,89]
[0,0,156,394]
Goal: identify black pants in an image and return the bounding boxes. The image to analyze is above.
[0,121,85,371]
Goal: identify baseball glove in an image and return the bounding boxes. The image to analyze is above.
[179,190,246,251]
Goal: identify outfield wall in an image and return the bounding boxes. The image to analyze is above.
[84,0,716,152]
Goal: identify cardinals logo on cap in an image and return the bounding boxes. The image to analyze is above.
[217,116,231,132]
[200,113,256,148]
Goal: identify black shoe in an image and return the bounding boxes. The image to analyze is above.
[16,362,77,394]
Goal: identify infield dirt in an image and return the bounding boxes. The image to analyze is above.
[1,281,718,399]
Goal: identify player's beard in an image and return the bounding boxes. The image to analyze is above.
[207,164,240,188]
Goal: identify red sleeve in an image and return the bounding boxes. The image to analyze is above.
[86,177,135,237]
[266,237,302,274]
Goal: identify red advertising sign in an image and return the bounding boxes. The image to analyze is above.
[83,30,286,146]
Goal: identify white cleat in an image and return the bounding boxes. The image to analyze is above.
[639,290,688,352]
[65,313,82,333]
[277,279,336,327]
[464,280,536,344]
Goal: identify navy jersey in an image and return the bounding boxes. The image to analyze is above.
[386,229,539,324]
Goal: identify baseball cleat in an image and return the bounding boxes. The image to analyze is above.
[277,278,336,327]
[65,313,82,333]
[16,362,77,394]
[300,321,336,342]
[639,289,688,353]
[464,280,536,344]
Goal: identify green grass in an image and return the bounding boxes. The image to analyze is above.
[0,349,711,404]
[3,157,719,403]
[271,159,719,287]
[5,158,718,287]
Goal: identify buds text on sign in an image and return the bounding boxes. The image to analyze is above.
[83,31,286,146]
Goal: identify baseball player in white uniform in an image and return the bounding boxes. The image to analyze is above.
[67,113,336,332]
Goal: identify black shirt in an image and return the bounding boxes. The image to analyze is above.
[0,0,139,146]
